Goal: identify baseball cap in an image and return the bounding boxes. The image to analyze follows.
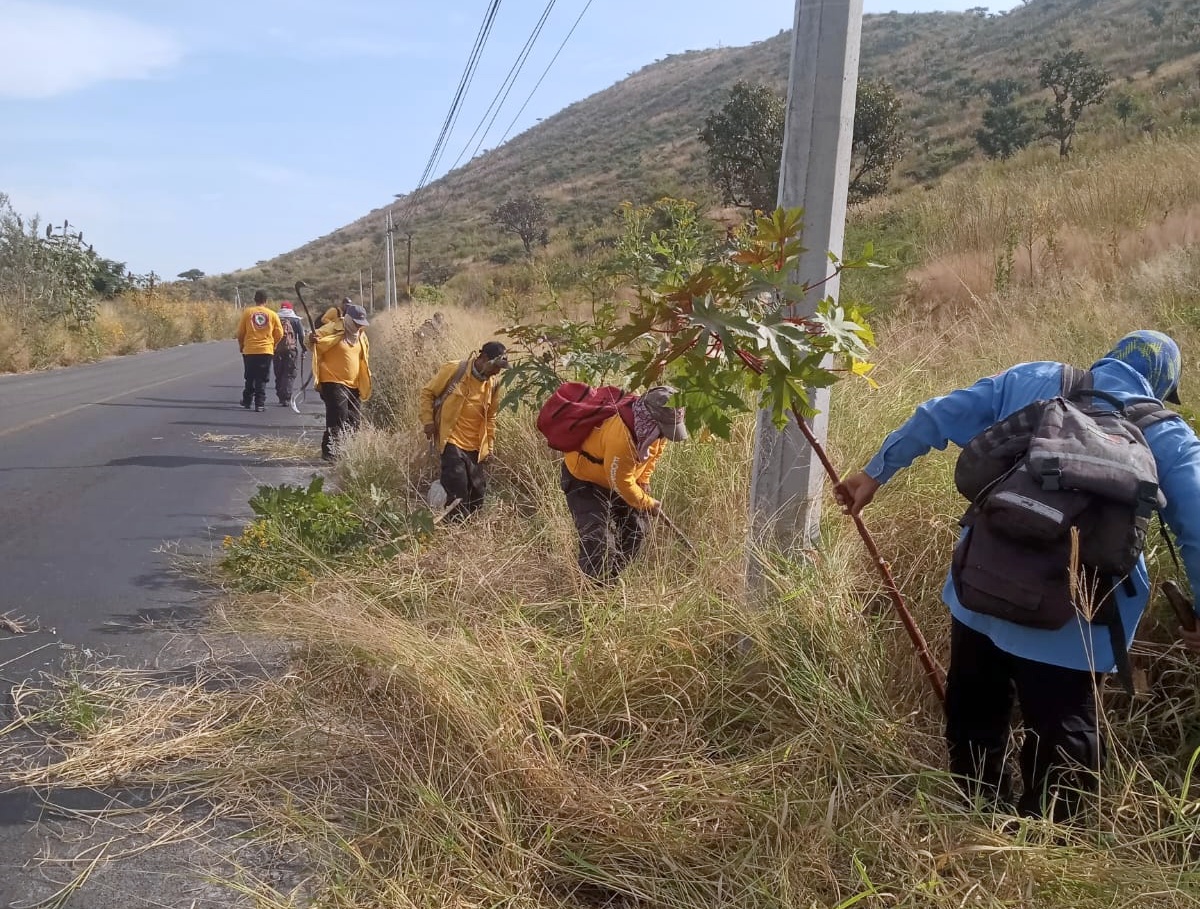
[1101,330,1182,404]
[344,304,369,326]
[641,385,688,441]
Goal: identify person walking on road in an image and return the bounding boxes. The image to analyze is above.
[419,341,509,519]
[273,300,305,406]
[560,385,687,581]
[308,303,372,460]
[237,290,284,412]
[836,331,1200,823]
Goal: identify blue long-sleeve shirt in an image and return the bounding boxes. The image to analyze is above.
[864,358,1200,672]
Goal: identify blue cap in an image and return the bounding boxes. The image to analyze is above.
[1101,330,1182,403]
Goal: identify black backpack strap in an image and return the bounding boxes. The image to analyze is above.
[1060,365,1092,398]
[1126,401,1178,431]
[1107,605,1136,697]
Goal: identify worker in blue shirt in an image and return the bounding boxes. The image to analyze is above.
[838,331,1200,821]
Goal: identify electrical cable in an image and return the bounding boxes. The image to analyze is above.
[446,0,559,172]
[406,0,504,206]
[497,0,595,145]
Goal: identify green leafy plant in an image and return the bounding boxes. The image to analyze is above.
[221,477,433,591]
[503,205,876,440]
[498,199,720,406]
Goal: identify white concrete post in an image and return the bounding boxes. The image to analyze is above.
[748,0,863,567]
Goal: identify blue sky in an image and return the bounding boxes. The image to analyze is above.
[1,0,1019,279]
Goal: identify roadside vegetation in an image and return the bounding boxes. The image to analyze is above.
[4,104,1200,907]
[0,193,237,373]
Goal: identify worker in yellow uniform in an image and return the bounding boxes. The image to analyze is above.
[561,385,687,581]
[320,296,353,328]
[308,303,372,460]
[237,290,284,412]
[419,341,509,518]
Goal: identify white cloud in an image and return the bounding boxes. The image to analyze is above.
[0,1,180,99]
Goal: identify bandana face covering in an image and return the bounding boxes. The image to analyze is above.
[631,398,662,461]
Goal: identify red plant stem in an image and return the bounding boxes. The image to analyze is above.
[790,408,947,705]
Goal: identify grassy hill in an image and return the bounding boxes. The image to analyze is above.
[215,0,1200,304]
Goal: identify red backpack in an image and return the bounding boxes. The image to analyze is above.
[537,382,636,453]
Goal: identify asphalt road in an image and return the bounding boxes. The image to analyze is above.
[0,341,324,906]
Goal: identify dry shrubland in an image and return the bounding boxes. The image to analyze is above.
[7,145,1200,907]
[0,289,238,373]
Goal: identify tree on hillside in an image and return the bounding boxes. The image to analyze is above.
[1039,50,1111,158]
[849,78,907,204]
[489,195,549,256]
[699,78,907,211]
[417,260,456,287]
[178,268,205,282]
[976,104,1037,159]
[698,81,785,213]
[982,78,1025,106]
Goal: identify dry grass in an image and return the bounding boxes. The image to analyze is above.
[7,152,1200,907]
[0,290,238,373]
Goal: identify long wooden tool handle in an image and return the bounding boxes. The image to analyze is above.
[1163,580,1197,633]
[791,407,948,705]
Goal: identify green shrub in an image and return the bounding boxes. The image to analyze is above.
[220,477,433,591]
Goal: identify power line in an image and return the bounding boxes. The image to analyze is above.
[498,0,596,145]
[407,0,504,204]
[446,0,559,172]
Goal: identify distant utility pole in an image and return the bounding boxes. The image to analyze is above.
[368,266,375,313]
[384,211,397,310]
[748,0,864,565]
[234,286,242,308]
[404,231,413,299]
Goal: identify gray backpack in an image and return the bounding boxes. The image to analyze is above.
[951,366,1176,690]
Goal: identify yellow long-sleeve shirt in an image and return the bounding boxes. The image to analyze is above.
[563,413,665,511]
[237,306,284,355]
[308,328,372,400]
[419,360,501,458]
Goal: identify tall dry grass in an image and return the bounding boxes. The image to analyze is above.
[902,134,1200,310]
[7,159,1200,906]
[0,289,238,373]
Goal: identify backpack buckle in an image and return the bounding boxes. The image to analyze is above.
[1135,480,1159,518]
[1039,457,1063,491]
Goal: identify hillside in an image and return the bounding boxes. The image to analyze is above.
[216,0,1200,303]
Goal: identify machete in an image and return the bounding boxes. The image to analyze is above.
[290,280,319,413]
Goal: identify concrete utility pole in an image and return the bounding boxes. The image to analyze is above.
[404,231,413,299]
[748,0,864,564]
[384,211,396,310]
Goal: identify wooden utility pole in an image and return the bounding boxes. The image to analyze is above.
[748,0,863,564]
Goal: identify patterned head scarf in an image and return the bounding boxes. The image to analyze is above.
[1100,330,1182,404]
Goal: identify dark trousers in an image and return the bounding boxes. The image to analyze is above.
[440,443,486,518]
[560,464,650,581]
[945,619,1104,821]
[320,383,361,459]
[241,354,273,408]
[273,349,299,403]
